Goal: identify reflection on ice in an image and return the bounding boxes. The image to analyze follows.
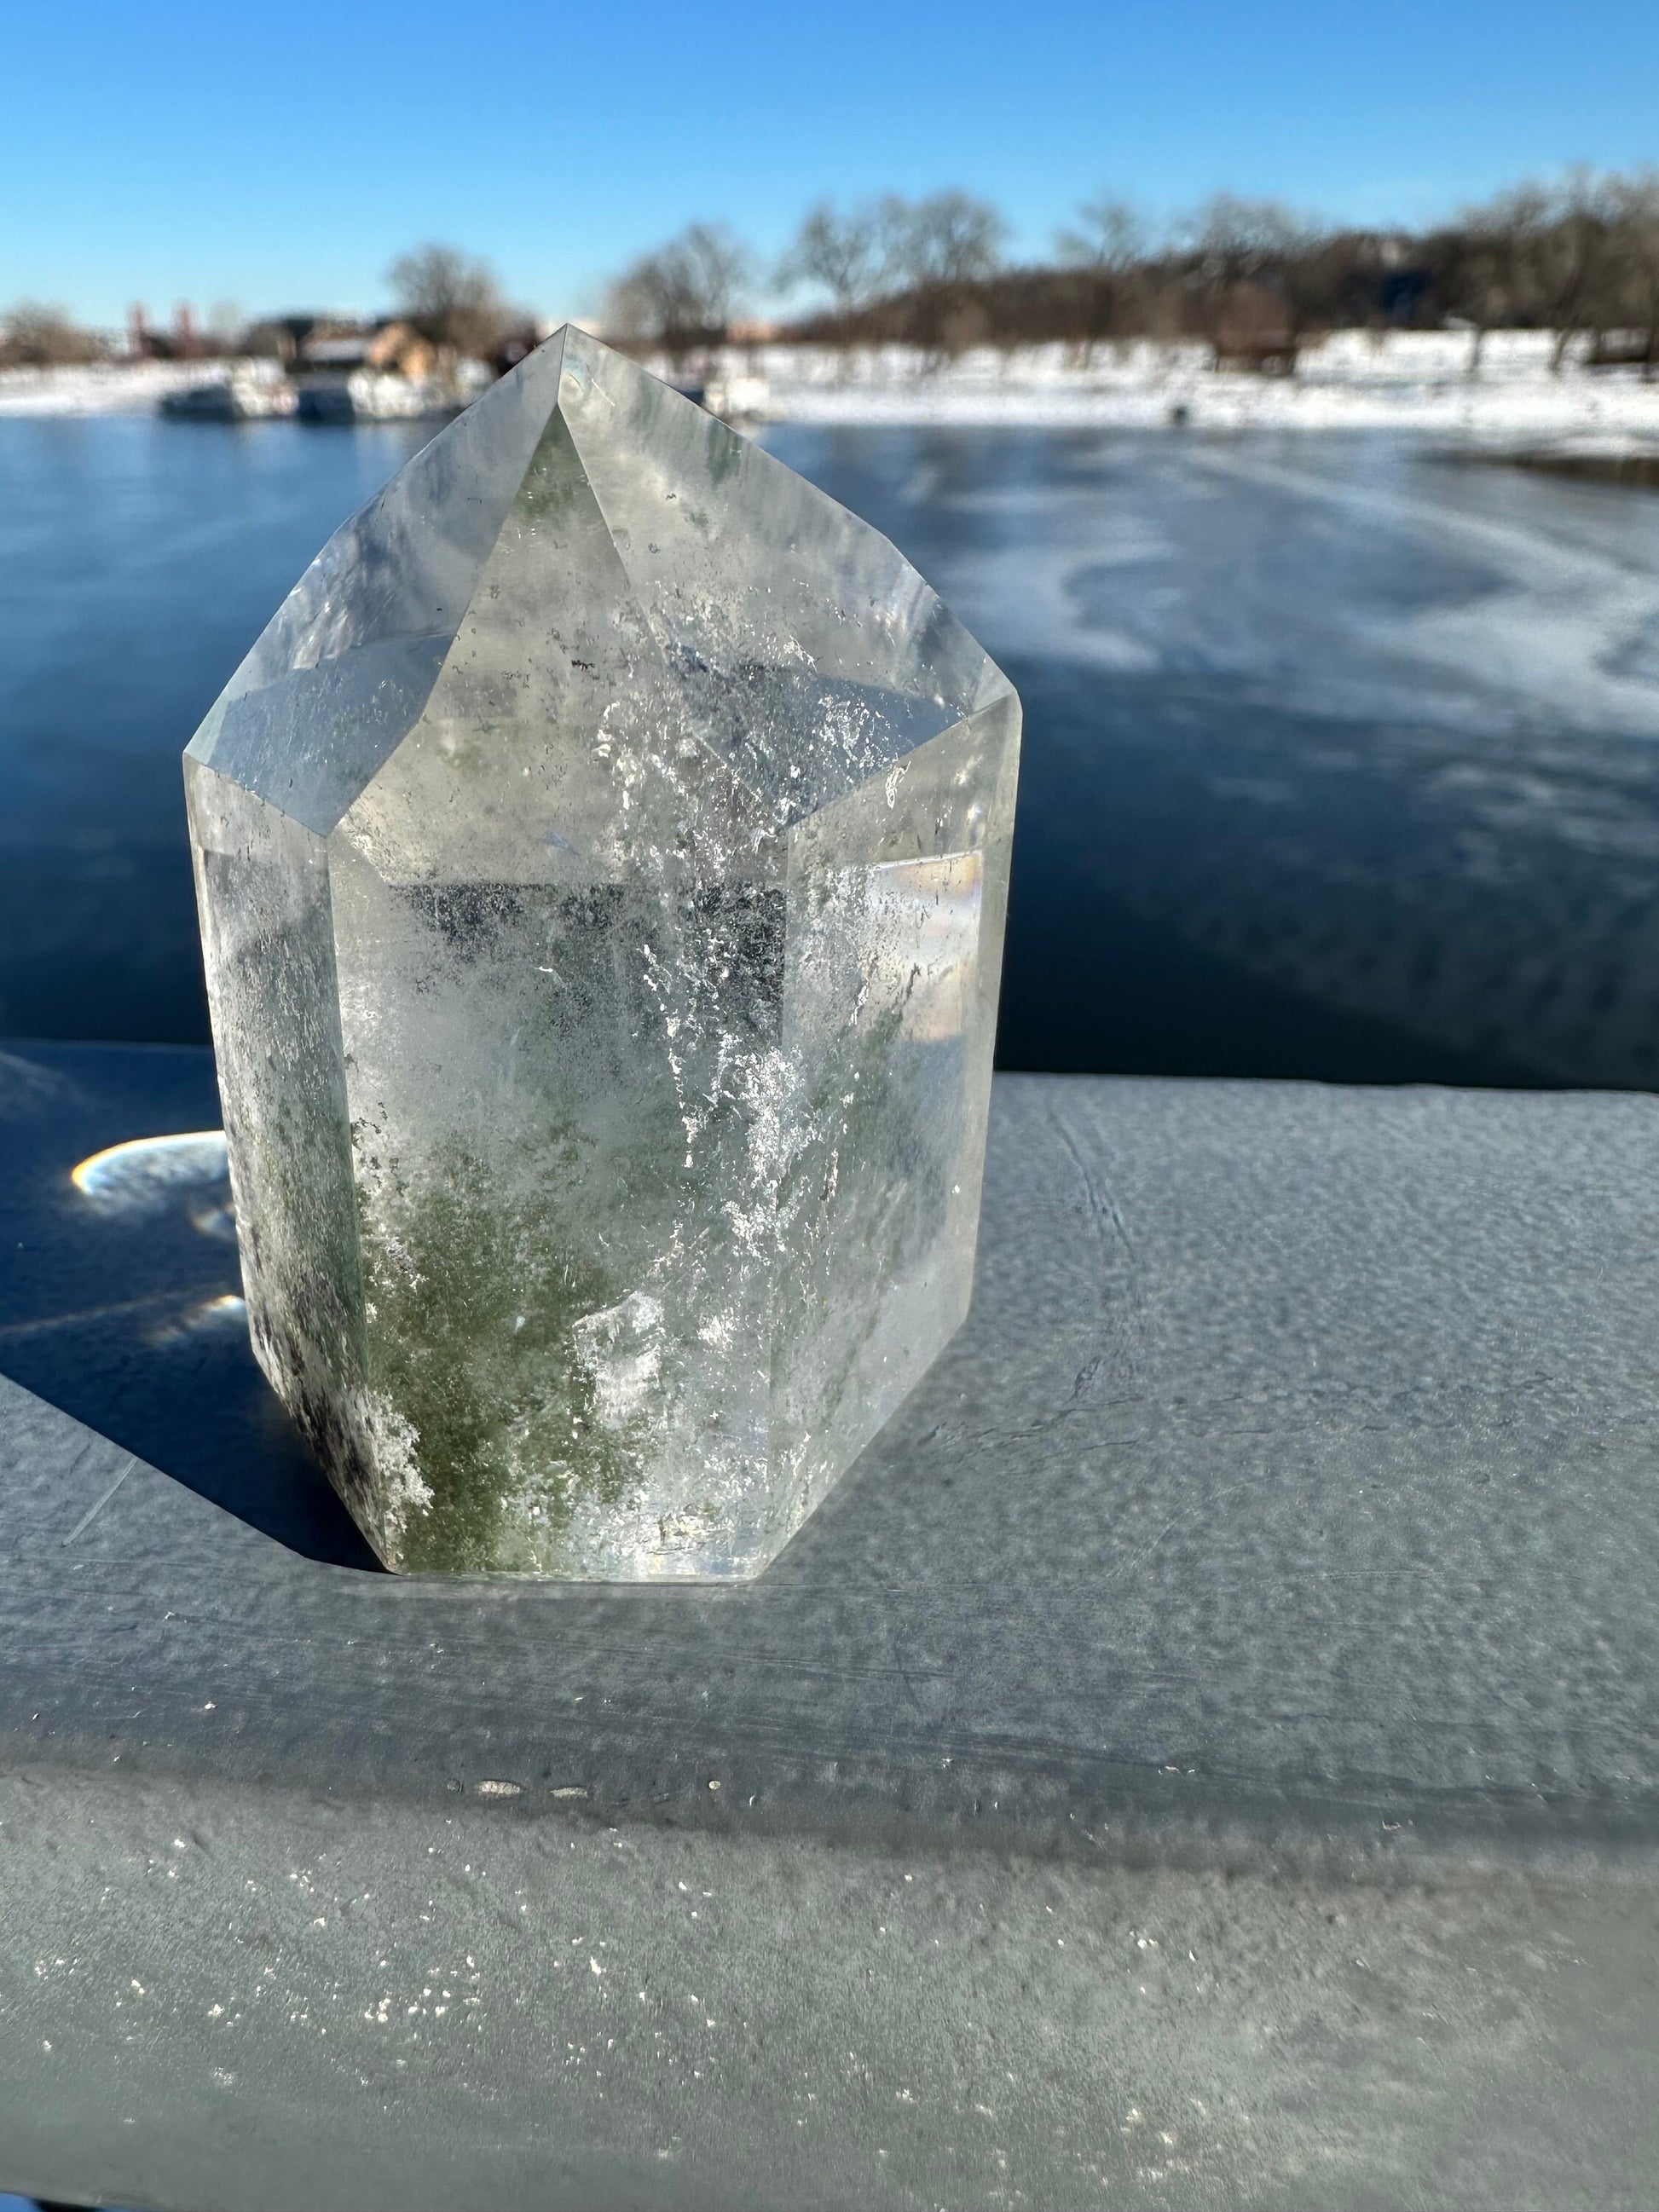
[147,1291,248,1347]
[63,1135,246,1341]
[72,1130,230,1224]
[187,1191,239,1244]
[0,1050,377,1569]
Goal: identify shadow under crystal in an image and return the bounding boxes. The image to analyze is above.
[0,1041,379,1569]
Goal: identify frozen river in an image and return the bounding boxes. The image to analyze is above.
[3,413,1659,1083]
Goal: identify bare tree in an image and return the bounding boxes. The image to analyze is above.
[1055,196,1148,359]
[1602,171,1659,375]
[606,222,754,369]
[388,244,509,356]
[777,201,882,317]
[0,302,101,367]
[1180,195,1322,365]
[879,190,1007,292]
[1186,194,1315,285]
[1187,196,1317,307]
[864,192,1006,360]
[673,222,753,330]
[1533,170,1621,371]
[1055,196,1147,272]
[1455,182,1552,374]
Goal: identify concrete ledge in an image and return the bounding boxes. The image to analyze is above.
[2,1045,1657,2207]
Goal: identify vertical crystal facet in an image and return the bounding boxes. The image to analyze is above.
[185,329,1020,1578]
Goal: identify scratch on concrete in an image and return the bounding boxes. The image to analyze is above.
[62,1456,137,1546]
[1049,1101,1137,1267]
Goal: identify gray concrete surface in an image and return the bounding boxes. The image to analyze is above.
[2,1046,1657,2208]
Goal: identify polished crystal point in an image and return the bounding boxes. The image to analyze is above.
[184,327,1020,1578]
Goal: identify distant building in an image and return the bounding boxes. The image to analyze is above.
[290,319,487,424]
[240,315,360,367]
[299,320,439,380]
[1211,284,1299,375]
[125,303,203,361]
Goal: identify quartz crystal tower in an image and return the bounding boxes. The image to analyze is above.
[185,329,1020,1578]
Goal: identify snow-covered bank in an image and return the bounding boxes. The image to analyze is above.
[736,332,1659,454]
[7,332,1659,459]
[0,360,223,416]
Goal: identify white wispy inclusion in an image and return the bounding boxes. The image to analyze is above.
[184,328,1020,1578]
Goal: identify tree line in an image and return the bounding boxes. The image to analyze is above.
[608,170,1659,373]
[0,245,535,373]
[6,172,1659,375]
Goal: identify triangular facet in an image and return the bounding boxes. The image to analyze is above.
[554,330,1008,817]
[341,402,774,886]
[186,336,569,833]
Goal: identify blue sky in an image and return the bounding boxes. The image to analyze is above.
[3,0,1654,327]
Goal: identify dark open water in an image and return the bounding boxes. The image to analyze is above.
[4,413,1659,1084]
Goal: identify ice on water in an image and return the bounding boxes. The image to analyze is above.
[185,328,1019,1578]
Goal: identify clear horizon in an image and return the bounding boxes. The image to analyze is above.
[3,0,1655,329]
